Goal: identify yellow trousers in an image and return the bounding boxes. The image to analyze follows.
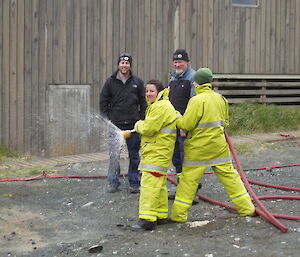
[138,171,169,222]
[171,162,255,222]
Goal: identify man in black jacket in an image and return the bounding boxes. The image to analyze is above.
[169,49,195,176]
[100,53,147,193]
[168,49,201,202]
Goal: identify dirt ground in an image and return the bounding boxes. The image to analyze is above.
[0,138,300,257]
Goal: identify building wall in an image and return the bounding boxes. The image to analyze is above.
[0,0,300,156]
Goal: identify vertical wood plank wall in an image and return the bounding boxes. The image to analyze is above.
[0,0,300,156]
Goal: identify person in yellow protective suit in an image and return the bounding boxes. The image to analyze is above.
[170,68,255,223]
[130,79,178,231]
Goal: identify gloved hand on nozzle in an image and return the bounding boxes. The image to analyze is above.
[122,129,135,139]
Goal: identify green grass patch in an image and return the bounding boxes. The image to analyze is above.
[228,103,300,136]
[0,144,20,161]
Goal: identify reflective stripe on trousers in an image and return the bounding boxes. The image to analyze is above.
[157,208,168,219]
[230,191,249,202]
[196,120,225,129]
[139,211,158,220]
[174,196,193,207]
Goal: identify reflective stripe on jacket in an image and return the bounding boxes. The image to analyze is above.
[176,83,231,166]
[134,89,177,173]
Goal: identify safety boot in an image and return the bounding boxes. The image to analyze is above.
[130,219,157,231]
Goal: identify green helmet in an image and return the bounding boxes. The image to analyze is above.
[193,68,213,85]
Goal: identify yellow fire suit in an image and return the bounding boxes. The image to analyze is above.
[171,83,255,222]
[134,89,178,222]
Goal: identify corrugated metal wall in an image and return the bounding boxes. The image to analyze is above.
[0,0,300,156]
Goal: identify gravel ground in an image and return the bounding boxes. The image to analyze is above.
[0,139,300,257]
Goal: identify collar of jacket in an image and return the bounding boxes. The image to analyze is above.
[170,64,194,81]
[195,83,213,95]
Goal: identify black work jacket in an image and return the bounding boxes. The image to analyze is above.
[100,70,147,125]
[168,65,195,115]
[168,79,192,115]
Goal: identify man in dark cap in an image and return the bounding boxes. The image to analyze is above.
[100,53,147,193]
[168,49,196,187]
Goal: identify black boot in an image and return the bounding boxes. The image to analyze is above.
[130,219,157,231]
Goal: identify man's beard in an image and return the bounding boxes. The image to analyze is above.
[175,69,184,75]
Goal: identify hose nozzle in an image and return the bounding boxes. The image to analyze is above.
[122,129,136,139]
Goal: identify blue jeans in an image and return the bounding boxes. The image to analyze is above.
[172,130,185,174]
[107,123,140,187]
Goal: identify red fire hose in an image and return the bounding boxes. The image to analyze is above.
[224,131,289,232]
[0,170,110,182]
[166,131,300,232]
[1,132,299,232]
[247,178,300,192]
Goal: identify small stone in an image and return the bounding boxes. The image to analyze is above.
[187,220,210,228]
[88,245,103,253]
[81,202,95,208]
[241,246,251,250]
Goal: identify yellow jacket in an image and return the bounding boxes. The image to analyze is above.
[135,89,177,173]
[176,83,231,166]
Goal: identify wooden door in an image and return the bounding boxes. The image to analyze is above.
[46,85,91,157]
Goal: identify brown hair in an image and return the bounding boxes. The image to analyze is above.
[145,79,165,93]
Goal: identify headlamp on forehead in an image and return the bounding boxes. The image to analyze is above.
[120,56,129,61]
[172,49,189,62]
[174,54,183,59]
[118,53,132,65]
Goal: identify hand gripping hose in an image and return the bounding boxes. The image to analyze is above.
[224,131,289,232]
